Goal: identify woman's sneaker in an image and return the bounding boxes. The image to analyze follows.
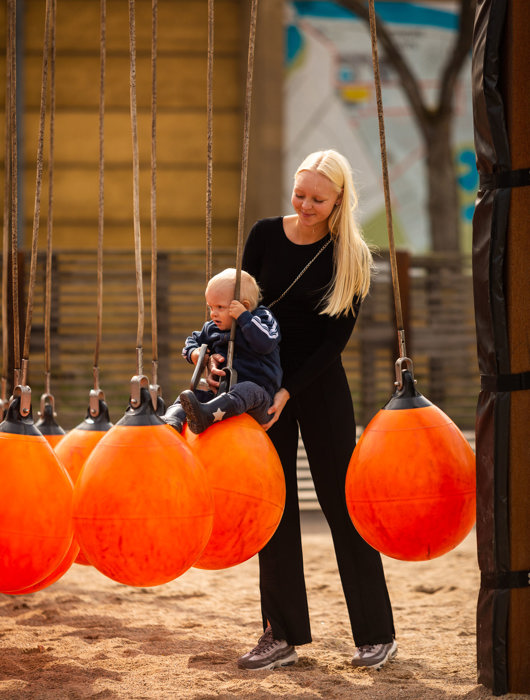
[351,639,397,670]
[238,627,298,671]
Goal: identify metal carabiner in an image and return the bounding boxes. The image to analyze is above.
[394,356,416,391]
[12,384,32,417]
[39,392,56,418]
[129,375,150,408]
[89,387,105,417]
[149,382,163,413]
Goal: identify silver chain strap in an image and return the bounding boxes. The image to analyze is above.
[268,238,331,308]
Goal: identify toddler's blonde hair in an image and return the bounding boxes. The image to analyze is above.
[206,268,261,310]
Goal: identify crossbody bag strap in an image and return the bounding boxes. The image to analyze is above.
[269,237,331,308]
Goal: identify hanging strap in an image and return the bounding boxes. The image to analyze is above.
[480,371,530,392]
[93,0,106,392]
[149,0,163,410]
[205,0,214,290]
[20,0,54,390]
[224,0,259,386]
[268,238,331,308]
[7,0,20,388]
[189,0,215,393]
[368,0,410,384]
[1,7,12,410]
[88,0,107,418]
[128,0,145,383]
[42,0,56,402]
[481,570,530,589]
[479,168,530,190]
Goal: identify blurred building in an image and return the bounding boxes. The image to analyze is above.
[0,0,284,252]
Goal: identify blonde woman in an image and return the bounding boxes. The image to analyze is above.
[238,150,396,671]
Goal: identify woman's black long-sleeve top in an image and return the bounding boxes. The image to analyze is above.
[242,217,360,398]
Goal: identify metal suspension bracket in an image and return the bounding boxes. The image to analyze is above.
[149,359,165,415]
[12,384,32,418]
[149,382,161,402]
[38,392,56,418]
[394,356,416,391]
[89,387,105,418]
[218,366,237,394]
[90,366,105,417]
[190,343,209,392]
[219,331,238,394]
[149,381,164,414]
[129,374,150,409]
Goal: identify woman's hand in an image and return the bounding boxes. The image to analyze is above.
[206,352,226,391]
[263,388,290,431]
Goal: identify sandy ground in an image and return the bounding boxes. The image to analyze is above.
[0,513,527,700]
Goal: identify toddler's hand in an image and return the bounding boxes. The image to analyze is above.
[229,300,246,319]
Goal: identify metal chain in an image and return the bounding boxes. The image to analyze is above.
[268,238,331,308]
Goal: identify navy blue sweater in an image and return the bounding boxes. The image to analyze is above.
[182,306,282,400]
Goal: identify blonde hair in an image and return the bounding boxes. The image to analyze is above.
[295,149,373,316]
[206,268,261,310]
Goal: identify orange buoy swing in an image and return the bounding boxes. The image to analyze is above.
[185,414,285,570]
[345,361,476,561]
[73,378,214,586]
[175,0,286,571]
[71,0,213,587]
[54,395,113,566]
[1,0,74,594]
[0,393,75,593]
[344,0,475,562]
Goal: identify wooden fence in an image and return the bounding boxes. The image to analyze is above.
[19,249,479,432]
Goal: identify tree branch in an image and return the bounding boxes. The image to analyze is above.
[438,0,477,115]
[335,0,429,136]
